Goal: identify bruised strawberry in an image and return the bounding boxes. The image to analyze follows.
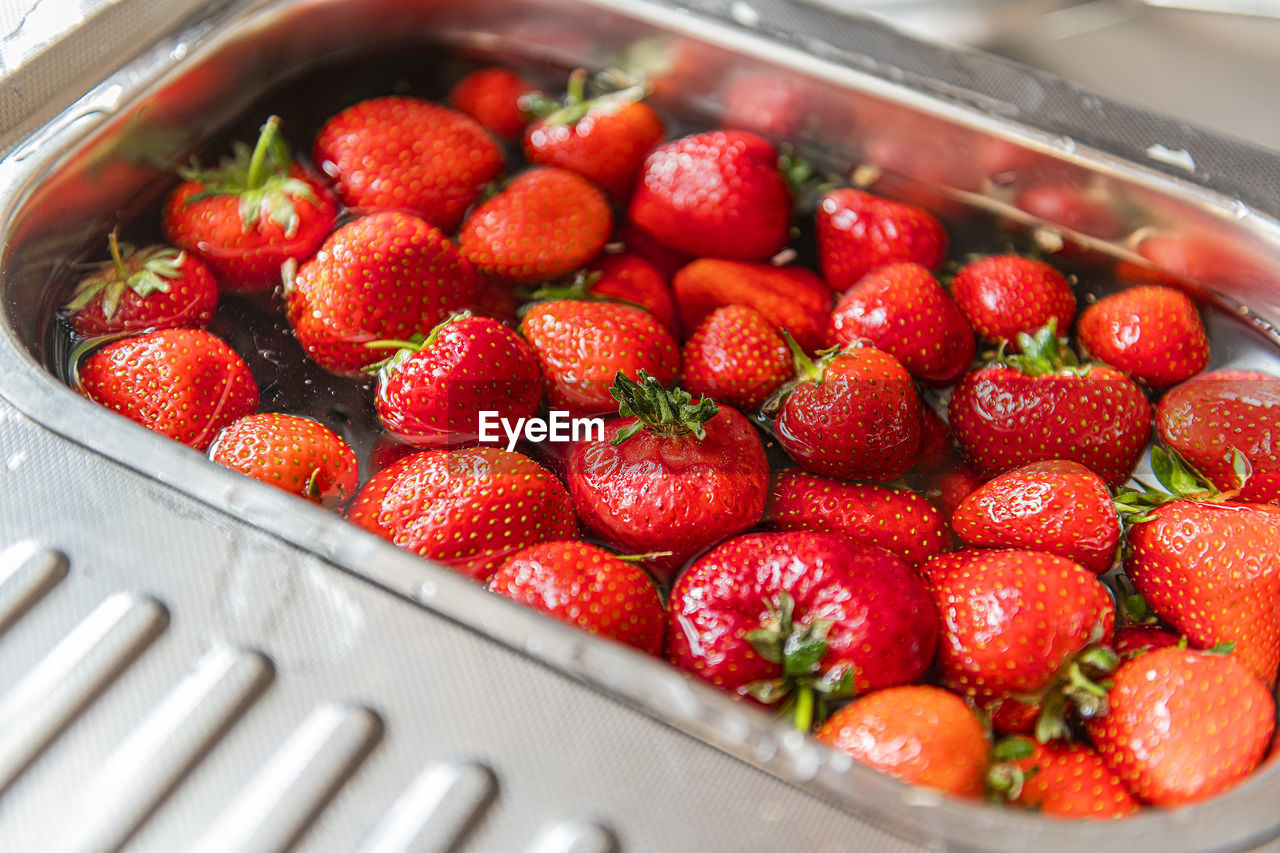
[680,306,792,412]
[78,328,258,452]
[208,413,357,508]
[673,259,832,353]
[345,447,576,583]
[951,255,1076,350]
[487,540,665,655]
[449,67,538,139]
[1077,285,1209,387]
[313,96,503,232]
[988,738,1140,820]
[815,188,949,292]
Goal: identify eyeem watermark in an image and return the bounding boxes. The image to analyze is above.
[478,411,606,451]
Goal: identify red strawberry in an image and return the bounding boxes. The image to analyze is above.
[162,116,337,294]
[313,96,503,232]
[912,406,954,476]
[64,233,217,337]
[1077,285,1209,387]
[208,413,357,507]
[911,461,985,523]
[951,255,1076,349]
[988,738,1140,820]
[449,67,538,139]
[681,306,792,412]
[487,540,665,655]
[345,447,576,582]
[520,300,679,417]
[459,166,613,285]
[524,70,665,200]
[285,211,479,377]
[775,343,922,482]
[617,220,691,281]
[583,253,680,338]
[78,328,258,452]
[628,130,792,261]
[766,468,949,567]
[566,373,768,582]
[949,325,1152,488]
[815,188,949,292]
[1156,369,1280,503]
[668,532,939,724]
[1126,499,1280,688]
[1087,647,1274,806]
[673,259,832,352]
[816,685,988,797]
[829,262,975,386]
[951,460,1120,573]
[371,313,542,449]
[1112,625,1181,660]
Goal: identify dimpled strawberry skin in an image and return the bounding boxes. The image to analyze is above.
[1077,285,1209,387]
[209,412,357,507]
[681,305,792,411]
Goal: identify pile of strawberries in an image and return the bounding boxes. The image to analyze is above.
[64,61,1280,821]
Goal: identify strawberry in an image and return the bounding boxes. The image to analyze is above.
[680,305,792,412]
[1156,369,1280,503]
[313,96,503,232]
[584,253,680,337]
[208,412,357,508]
[628,130,792,261]
[765,468,949,567]
[371,313,542,449]
[520,300,679,417]
[988,738,1140,820]
[524,70,665,200]
[78,328,258,452]
[951,460,1120,573]
[672,259,832,352]
[486,540,665,655]
[951,255,1076,350]
[667,532,939,726]
[949,325,1152,488]
[449,66,538,139]
[912,406,954,476]
[162,116,337,294]
[566,372,768,583]
[911,461,985,523]
[345,447,576,583]
[617,220,690,281]
[829,262,975,386]
[1087,647,1274,806]
[285,211,479,377]
[775,342,922,482]
[1077,285,1209,387]
[459,166,613,285]
[816,685,988,797]
[815,188,949,292]
[1112,625,1181,660]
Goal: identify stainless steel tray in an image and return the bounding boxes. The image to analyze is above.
[3,1,1280,850]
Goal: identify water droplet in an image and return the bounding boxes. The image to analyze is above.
[416,579,437,602]
[5,450,28,471]
[1145,144,1196,173]
[730,0,760,27]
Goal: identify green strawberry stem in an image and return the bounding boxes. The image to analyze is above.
[609,370,718,446]
[539,68,648,127]
[363,312,474,375]
[245,115,282,191]
[986,737,1038,801]
[107,231,128,279]
[1112,445,1244,527]
[998,320,1087,377]
[615,550,675,562]
[1032,644,1119,742]
[792,685,816,733]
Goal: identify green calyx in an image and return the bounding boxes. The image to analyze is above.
[743,591,855,732]
[1112,445,1247,525]
[996,320,1089,378]
[535,67,648,127]
[64,232,185,321]
[178,115,315,237]
[362,311,473,377]
[986,736,1040,802]
[1031,645,1119,743]
[609,370,718,446]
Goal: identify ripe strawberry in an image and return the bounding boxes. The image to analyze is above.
[162,116,337,294]
[449,66,538,139]
[345,447,576,583]
[584,253,680,337]
[949,325,1152,488]
[628,130,792,261]
[371,313,542,449]
[911,461,985,523]
[673,259,833,353]
[766,468,949,567]
[78,328,258,452]
[951,255,1076,349]
[681,306,792,411]
[775,343,922,482]
[1077,285,1209,387]
[815,188,949,292]
[1112,625,1181,660]
[829,262,975,386]
[285,211,479,377]
[1157,369,1280,503]
[524,70,665,200]
[617,220,690,281]
[520,300,679,417]
[567,373,768,582]
[951,460,1120,573]
[313,96,503,232]
[668,532,939,725]
[988,738,1140,820]
[1126,499,1280,688]
[912,406,954,476]
[208,412,357,507]
[487,540,665,655]
[1087,647,1274,806]
[816,685,988,797]
[64,233,217,337]
[459,166,612,285]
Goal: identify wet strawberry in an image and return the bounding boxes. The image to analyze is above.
[951,255,1076,350]
[988,738,1140,820]
[681,305,792,412]
[1077,285,1209,387]
[584,253,680,337]
[1112,625,1182,660]
[673,259,833,353]
[208,412,357,507]
[449,66,538,139]
[911,461,986,523]
[912,406,954,476]
[815,188,949,292]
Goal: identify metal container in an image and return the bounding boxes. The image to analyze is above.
[2,0,1280,850]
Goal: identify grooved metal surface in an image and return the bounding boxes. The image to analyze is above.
[0,539,66,633]
[524,821,620,853]
[358,762,498,853]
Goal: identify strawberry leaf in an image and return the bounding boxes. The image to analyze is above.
[609,370,718,445]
